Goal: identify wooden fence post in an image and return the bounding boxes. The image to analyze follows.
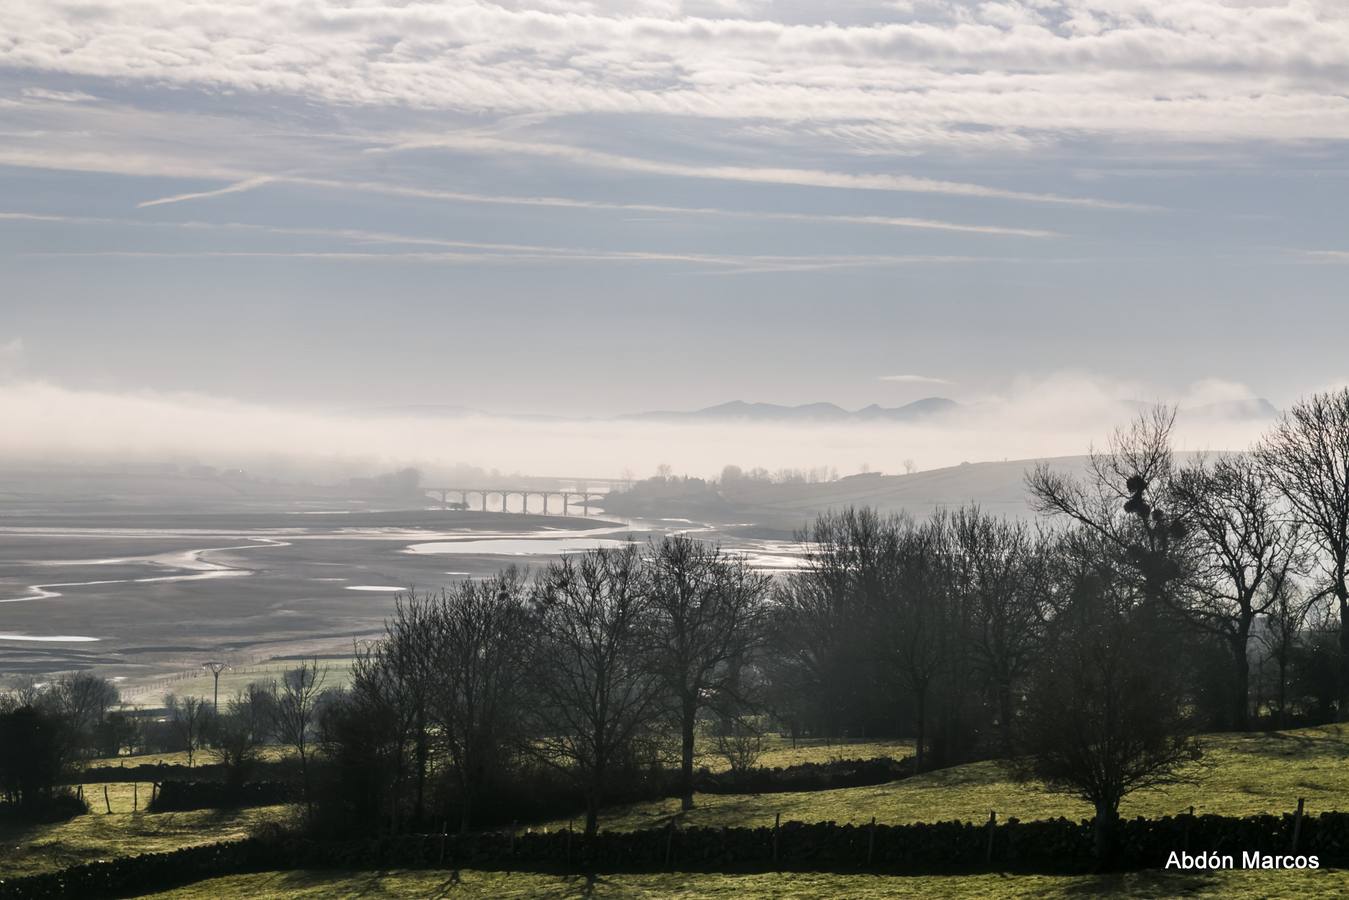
[985,810,996,864]
[867,816,876,866]
[133,782,138,811]
[1291,798,1305,853]
[773,812,780,866]
[103,784,111,814]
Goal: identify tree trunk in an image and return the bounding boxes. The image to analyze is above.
[680,693,697,812]
[1277,654,1289,730]
[997,680,1013,757]
[1231,631,1251,732]
[1093,799,1119,870]
[914,686,927,774]
[1339,593,1349,722]
[584,789,600,839]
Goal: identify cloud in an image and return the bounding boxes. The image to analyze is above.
[878,374,954,385]
[5,0,1349,151]
[373,134,1145,209]
[4,208,1055,268]
[0,374,1278,482]
[124,176,1060,238]
[136,177,276,209]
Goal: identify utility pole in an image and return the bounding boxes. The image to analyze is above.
[202,661,232,714]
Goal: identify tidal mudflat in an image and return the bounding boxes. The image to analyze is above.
[0,509,635,684]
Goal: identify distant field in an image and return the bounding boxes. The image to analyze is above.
[701,735,914,773]
[140,868,1349,899]
[127,658,355,709]
[561,724,1349,832]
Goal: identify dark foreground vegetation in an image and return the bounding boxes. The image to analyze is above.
[7,388,1349,891]
[3,810,1345,900]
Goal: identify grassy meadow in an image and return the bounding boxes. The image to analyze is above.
[141,868,1349,899]
[552,723,1349,833]
[4,723,1347,895]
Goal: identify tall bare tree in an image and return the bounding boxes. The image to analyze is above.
[164,693,210,768]
[273,659,326,820]
[1258,584,1318,728]
[1027,406,1193,614]
[1257,388,1349,720]
[1171,454,1304,729]
[948,507,1046,755]
[647,535,770,811]
[429,568,534,831]
[528,544,663,837]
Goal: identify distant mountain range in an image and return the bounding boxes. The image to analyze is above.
[621,397,959,423]
[356,396,1281,425]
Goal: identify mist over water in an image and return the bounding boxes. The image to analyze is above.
[0,375,1283,481]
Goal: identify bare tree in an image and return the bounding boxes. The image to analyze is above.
[528,544,664,837]
[47,673,120,756]
[164,693,210,768]
[210,685,271,785]
[647,535,770,811]
[713,717,765,774]
[1258,584,1318,728]
[948,507,1046,755]
[273,659,326,819]
[1256,388,1349,720]
[1027,406,1193,613]
[1171,454,1304,729]
[429,568,534,832]
[1011,552,1201,867]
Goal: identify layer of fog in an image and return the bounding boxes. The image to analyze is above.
[0,375,1290,484]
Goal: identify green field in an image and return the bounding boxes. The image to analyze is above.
[701,736,914,773]
[5,723,1347,893]
[0,804,292,880]
[140,868,1349,899]
[552,724,1349,832]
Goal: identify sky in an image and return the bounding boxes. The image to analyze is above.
[2,1,1349,476]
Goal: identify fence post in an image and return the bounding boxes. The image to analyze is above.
[867,816,876,866]
[773,812,780,867]
[1184,806,1194,852]
[1291,797,1305,853]
[664,820,675,869]
[133,782,138,812]
[103,784,111,814]
[985,810,996,864]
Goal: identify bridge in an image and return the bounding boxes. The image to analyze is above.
[427,486,610,516]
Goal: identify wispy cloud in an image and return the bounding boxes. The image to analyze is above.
[137,176,275,209]
[373,135,1145,210]
[878,374,954,385]
[1295,250,1349,263]
[127,174,1060,238]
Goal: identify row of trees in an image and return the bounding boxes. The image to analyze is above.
[314,539,771,838]
[0,665,331,819]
